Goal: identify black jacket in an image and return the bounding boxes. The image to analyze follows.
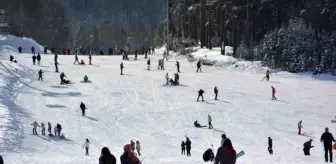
[186,139,191,149]
[99,154,117,164]
[181,142,186,150]
[37,54,41,61]
[198,89,204,95]
[268,138,272,148]
[321,132,335,147]
[303,141,313,150]
[214,87,218,94]
[80,103,86,110]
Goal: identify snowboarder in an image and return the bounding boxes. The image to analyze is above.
[196,61,202,72]
[303,139,314,155]
[89,54,92,65]
[186,136,191,156]
[271,86,276,100]
[208,114,213,129]
[48,122,52,135]
[266,70,270,81]
[54,53,58,72]
[214,86,218,100]
[99,147,117,164]
[74,54,80,64]
[214,139,236,164]
[268,137,273,154]
[181,141,186,155]
[165,73,169,85]
[38,69,43,81]
[41,122,46,135]
[197,89,205,102]
[36,53,41,65]
[136,140,141,156]
[120,62,124,75]
[176,61,180,73]
[32,54,36,65]
[298,120,303,135]
[80,102,86,116]
[31,46,35,55]
[56,123,62,136]
[320,127,335,162]
[83,138,90,155]
[31,121,40,135]
[147,58,151,70]
[18,47,22,53]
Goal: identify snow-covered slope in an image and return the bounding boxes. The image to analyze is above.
[0,45,335,163]
[0,35,46,54]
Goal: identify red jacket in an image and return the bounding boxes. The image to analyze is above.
[272,88,275,94]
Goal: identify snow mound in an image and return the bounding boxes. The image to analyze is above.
[0,35,46,54]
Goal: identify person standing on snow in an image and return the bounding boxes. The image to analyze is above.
[99,147,117,164]
[147,58,151,70]
[271,86,276,100]
[83,138,90,155]
[208,114,213,129]
[303,139,314,155]
[268,137,273,154]
[56,123,62,136]
[41,122,46,135]
[80,102,87,116]
[38,69,43,81]
[48,122,52,135]
[181,141,186,155]
[54,53,59,72]
[266,70,271,81]
[221,134,227,147]
[214,139,236,164]
[89,53,92,65]
[36,53,41,65]
[31,46,35,55]
[32,54,37,65]
[176,61,180,73]
[74,54,80,64]
[54,126,57,136]
[196,61,202,72]
[321,127,335,163]
[214,86,218,100]
[120,62,124,75]
[136,140,141,156]
[165,73,169,85]
[31,121,40,135]
[298,120,303,135]
[185,136,192,156]
[197,89,205,102]
[44,46,48,54]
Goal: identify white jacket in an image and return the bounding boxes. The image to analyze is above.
[136,143,141,151]
[83,141,90,148]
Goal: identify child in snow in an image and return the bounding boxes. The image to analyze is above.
[41,122,46,135]
[83,75,89,82]
[38,69,43,81]
[298,120,303,135]
[83,138,90,155]
[136,140,141,156]
[271,86,276,100]
[181,141,186,155]
[303,139,314,155]
[31,121,40,135]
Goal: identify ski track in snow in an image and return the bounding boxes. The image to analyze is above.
[0,50,335,164]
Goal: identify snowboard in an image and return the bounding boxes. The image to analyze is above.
[236,150,245,158]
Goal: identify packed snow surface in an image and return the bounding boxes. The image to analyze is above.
[0,45,335,163]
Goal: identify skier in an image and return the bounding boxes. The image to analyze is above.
[41,122,46,136]
[99,147,117,164]
[32,54,36,65]
[31,121,40,135]
[147,58,151,70]
[54,53,58,72]
[89,53,92,65]
[121,144,140,164]
[214,86,218,100]
[181,141,186,155]
[38,69,43,81]
[74,54,80,64]
[320,127,335,162]
[186,136,192,156]
[266,70,270,81]
[31,46,35,55]
[18,47,22,53]
[176,61,180,73]
[298,120,303,135]
[268,137,273,154]
[208,114,213,129]
[83,138,90,155]
[214,139,236,164]
[197,89,205,102]
[303,139,314,156]
[136,140,141,156]
[165,73,169,85]
[80,102,87,116]
[271,86,276,100]
[120,62,124,75]
[48,122,52,135]
[36,53,41,65]
[56,123,62,136]
[196,61,202,72]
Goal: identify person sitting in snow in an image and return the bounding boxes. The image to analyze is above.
[83,75,89,82]
[194,120,203,128]
[80,59,85,65]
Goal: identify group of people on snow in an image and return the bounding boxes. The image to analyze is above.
[31,121,63,137]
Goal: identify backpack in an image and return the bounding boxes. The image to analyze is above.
[203,148,214,162]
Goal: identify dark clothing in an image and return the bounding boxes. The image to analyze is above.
[37,54,41,65]
[196,61,202,72]
[120,63,124,75]
[321,132,335,162]
[99,154,117,164]
[176,62,180,72]
[38,70,43,81]
[31,47,35,54]
[186,139,191,156]
[56,124,62,136]
[120,152,139,164]
[268,138,273,154]
[32,55,36,65]
[203,149,214,162]
[181,142,186,155]
[67,49,70,55]
[18,47,22,53]
[197,89,204,101]
[44,47,47,54]
[0,155,3,164]
[33,128,37,135]
[324,147,333,162]
[214,87,218,100]
[303,141,313,156]
[74,55,80,64]
[80,103,86,116]
[10,55,14,62]
[208,122,213,129]
[214,146,237,164]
